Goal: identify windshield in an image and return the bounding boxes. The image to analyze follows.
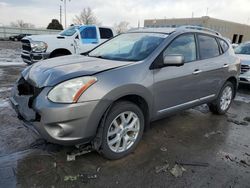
[59,26,79,36]
[235,43,250,55]
[88,32,167,61]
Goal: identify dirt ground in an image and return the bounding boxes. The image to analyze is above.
[0,41,249,188]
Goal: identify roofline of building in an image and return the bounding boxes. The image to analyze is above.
[144,16,250,27]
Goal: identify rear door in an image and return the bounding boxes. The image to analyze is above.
[99,27,114,43]
[196,34,227,96]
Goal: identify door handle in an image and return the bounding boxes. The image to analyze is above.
[193,69,202,75]
[223,64,229,68]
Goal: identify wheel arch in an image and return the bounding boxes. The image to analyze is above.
[49,48,72,58]
[226,76,238,98]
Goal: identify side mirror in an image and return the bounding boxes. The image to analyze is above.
[163,54,184,66]
[75,34,79,39]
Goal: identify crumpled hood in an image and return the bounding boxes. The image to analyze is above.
[22,55,132,88]
[236,54,250,65]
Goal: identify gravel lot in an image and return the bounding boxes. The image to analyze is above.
[0,41,249,188]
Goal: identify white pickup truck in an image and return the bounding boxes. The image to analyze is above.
[21,25,115,64]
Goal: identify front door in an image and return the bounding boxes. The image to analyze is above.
[153,33,208,116]
[79,26,99,53]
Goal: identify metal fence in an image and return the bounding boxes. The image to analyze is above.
[0,26,61,39]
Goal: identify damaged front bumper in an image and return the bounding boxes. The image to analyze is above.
[10,77,110,146]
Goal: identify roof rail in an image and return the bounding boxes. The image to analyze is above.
[177,25,221,36]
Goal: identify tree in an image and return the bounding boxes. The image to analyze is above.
[114,21,130,34]
[73,7,101,25]
[10,20,35,28]
[47,19,63,30]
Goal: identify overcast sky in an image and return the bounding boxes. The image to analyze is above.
[0,0,250,28]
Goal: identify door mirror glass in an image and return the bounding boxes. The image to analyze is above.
[163,54,184,66]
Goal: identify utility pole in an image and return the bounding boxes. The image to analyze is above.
[61,0,71,28]
[206,8,209,16]
[59,5,62,25]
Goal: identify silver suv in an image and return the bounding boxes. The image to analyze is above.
[11,26,240,159]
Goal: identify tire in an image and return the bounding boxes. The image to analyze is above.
[208,81,234,115]
[95,101,144,160]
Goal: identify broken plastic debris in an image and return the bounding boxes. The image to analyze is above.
[204,131,222,138]
[67,145,92,161]
[170,164,186,178]
[64,175,78,182]
[64,173,98,183]
[244,117,250,122]
[96,167,101,172]
[160,146,168,152]
[176,161,209,167]
[155,164,169,173]
[227,118,248,126]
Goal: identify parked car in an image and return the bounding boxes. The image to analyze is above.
[234,42,250,84]
[9,34,31,41]
[10,26,240,159]
[21,25,115,65]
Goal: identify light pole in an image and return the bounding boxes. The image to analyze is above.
[61,0,71,28]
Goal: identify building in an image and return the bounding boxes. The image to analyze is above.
[144,16,250,43]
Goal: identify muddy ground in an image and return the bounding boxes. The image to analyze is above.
[0,41,250,188]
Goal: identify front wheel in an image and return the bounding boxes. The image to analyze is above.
[95,101,144,160]
[208,81,234,115]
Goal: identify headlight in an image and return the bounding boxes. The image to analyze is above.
[48,76,97,103]
[30,41,48,53]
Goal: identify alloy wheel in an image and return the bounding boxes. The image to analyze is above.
[107,111,140,153]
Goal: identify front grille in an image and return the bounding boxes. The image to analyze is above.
[21,39,31,52]
[241,64,250,73]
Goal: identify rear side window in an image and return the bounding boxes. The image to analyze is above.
[198,35,220,59]
[99,28,113,39]
[163,34,196,63]
[218,39,229,52]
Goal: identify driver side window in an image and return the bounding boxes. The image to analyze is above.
[163,34,197,63]
[80,27,98,44]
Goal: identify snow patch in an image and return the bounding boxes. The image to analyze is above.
[0,62,26,66]
[0,48,22,62]
[0,87,12,93]
[0,99,10,108]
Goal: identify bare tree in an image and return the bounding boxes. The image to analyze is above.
[73,7,101,25]
[10,20,35,28]
[114,21,130,34]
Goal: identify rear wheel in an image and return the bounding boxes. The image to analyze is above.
[208,81,234,115]
[95,101,144,160]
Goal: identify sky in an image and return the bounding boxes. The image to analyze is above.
[0,0,250,28]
